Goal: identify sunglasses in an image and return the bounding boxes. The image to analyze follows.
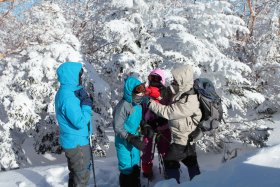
[133,84,146,94]
[148,74,162,83]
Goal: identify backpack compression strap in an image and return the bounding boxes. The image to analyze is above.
[178,88,196,101]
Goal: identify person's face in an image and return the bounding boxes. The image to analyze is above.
[148,74,162,87]
[79,68,84,85]
[171,79,178,86]
[133,84,146,95]
[148,74,162,83]
[170,78,179,94]
[132,84,146,104]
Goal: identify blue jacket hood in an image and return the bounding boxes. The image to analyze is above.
[57,62,82,86]
[123,76,141,103]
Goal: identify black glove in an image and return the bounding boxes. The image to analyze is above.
[141,96,151,106]
[75,88,93,107]
[142,124,154,139]
[188,127,203,143]
[126,134,146,150]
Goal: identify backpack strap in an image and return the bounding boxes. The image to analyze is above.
[190,113,200,126]
[178,88,200,125]
[179,88,196,101]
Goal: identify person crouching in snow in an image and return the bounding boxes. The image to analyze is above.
[113,76,146,187]
[141,68,171,180]
[146,65,202,183]
[55,62,93,187]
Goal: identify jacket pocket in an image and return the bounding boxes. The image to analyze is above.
[186,117,195,131]
[175,119,188,133]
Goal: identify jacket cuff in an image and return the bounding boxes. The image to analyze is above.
[81,105,92,115]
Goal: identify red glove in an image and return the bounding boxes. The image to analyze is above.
[145,86,161,100]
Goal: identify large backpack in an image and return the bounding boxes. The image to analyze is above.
[181,78,223,132]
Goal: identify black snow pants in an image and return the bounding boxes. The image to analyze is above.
[64,145,91,187]
[164,142,201,183]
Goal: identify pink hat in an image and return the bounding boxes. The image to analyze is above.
[149,68,165,85]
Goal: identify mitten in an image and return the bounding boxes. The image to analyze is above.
[188,127,203,143]
[142,124,154,139]
[126,134,146,150]
[75,88,93,107]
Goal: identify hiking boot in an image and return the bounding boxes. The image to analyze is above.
[119,173,132,187]
[182,155,201,180]
[163,160,181,184]
[188,164,200,180]
[119,166,140,187]
[165,168,180,184]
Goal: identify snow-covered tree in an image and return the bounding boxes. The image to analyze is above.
[1,0,278,170]
[49,0,114,151]
[79,0,271,154]
[0,2,83,170]
[245,1,280,115]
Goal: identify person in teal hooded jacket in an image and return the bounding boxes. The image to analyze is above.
[113,76,146,187]
[55,62,93,187]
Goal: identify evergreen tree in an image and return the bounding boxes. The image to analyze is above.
[0,2,82,170]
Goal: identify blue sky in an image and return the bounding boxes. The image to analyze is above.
[0,0,39,16]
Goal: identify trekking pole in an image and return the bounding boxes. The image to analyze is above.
[151,133,157,160]
[158,153,162,175]
[158,153,166,178]
[86,80,97,186]
[140,134,143,186]
[88,123,97,187]
[146,133,157,187]
[154,132,168,179]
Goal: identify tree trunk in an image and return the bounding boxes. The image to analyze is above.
[247,0,256,37]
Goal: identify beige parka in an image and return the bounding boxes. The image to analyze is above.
[148,65,202,146]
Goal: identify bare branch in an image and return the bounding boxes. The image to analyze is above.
[0,0,15,24]
[247,0,256,37]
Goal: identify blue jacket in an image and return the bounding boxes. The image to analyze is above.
[113,76,143,174]
[113,76,143,139]
[55,62,92,149]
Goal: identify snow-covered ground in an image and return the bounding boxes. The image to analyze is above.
[0,116,280,187]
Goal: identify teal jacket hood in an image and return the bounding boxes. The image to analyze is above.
[123,76,142,103]
[55,61,92,149]
[57,62,82,87]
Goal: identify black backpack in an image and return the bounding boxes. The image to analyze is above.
[181,78,223,132]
